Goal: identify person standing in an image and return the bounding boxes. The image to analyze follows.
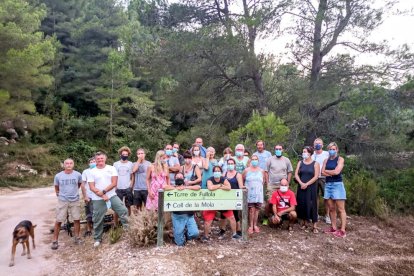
[81,157,96,237]
[243,155,264,234]
[253,140,272,171]
[218,147,233,174]
[173,142,185,165]
[263,144,293,225]
[181,151,202,186]
[146,150,170,210]
[88,152,129,247]
[233,144,250,174]
[295,146,320,233]
[201,147,218,189]
[312,138,330,224]
[194,137,207,158]
[113,146,134,219]
[51,158,83,250]
[132,148,151,210]
[322,142,347,238]
[165,144,180,186]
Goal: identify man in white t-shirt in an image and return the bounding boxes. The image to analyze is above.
[312,138,330,224]
[113,146,134,221]
[81,157,96,236]
[88,152,129,247]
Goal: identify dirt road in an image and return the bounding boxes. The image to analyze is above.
[0,187,56,275]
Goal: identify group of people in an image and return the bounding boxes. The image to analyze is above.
[51,137,347,249]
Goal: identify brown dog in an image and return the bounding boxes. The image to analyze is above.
[9,220,36,267]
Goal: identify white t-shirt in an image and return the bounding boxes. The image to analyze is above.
[88,165,118,200]
[113,160,133,189]
[312,151,329,175]
[81,168,94,198]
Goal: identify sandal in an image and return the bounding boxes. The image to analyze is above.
[300,224,307,230]
[254,226,260,233]
[312,228,319,234]
[248,227,254,234]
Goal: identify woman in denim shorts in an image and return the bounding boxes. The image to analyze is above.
[322,142,347,238]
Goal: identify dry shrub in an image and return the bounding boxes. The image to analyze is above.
[127,208,173,247]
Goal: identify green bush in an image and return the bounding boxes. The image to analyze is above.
[50,140,97,166]
[378,168,414,214]
[344,171,390,219]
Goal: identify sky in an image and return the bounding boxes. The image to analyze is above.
[256,0,414,67]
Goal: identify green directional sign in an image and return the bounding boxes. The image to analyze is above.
[163,189,243,212]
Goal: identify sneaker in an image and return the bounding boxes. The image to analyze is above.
[236,230,242,236]
[262,218,269,226]
[325,216,331,224]
[93,241,101,248]
[324,227,337,234]
[333,230,346,238]
[201,236,210,243]
[74,237,84,245]
[51,241,58,250]
[232,233,242,240]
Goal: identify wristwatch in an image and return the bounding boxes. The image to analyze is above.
[102,189,106,195]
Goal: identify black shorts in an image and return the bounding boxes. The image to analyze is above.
[116,188,133,208]
[133,190,148,207]
[316,177,326,197]
[84,200,93,222]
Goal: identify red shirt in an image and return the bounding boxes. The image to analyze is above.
[269,189,297,212]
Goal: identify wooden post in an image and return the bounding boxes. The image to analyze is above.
[157,189,164,247]
[242,189,248,241]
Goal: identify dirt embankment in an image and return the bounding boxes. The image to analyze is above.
[1,187,413,275]
[56,216,414,275]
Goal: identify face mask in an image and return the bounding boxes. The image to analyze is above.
[161,160,167,164]
[302,153,310,160]
[280,186,288,193]
[314,144,322,150]
[185,159,192,164]
[227,164,235,171]
[89,163,96,169]
[193,150,200,156]
[211,160,217,166]
[329,149,337,157]
[235,151,243,157]
[172,148,178,154]
[275,150,282,157]
[225,154,231,160]
[251,160,259,167]
[175,179,184,186]
[213,172,221,178]
[165,149,173,156]
[120,156,128,161]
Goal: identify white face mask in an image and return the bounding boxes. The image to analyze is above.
[302,153,310,160]
[280,186,288,193]
[193,150,200,156]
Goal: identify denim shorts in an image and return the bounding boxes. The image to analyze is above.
[324,182,346,200]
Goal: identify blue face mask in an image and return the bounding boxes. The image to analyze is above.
[329,149,337,157]
[251,160,259,167]
[213,172,221,178]
[211,160,217,166]
[172,148,178,154]
[227,164,235,171]
[275,150,282,157]
[165,149,173,156]
[314,144,322,150]
[235,151,243,157]
[89,163,96,169]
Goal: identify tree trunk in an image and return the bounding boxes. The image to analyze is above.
[310,0,327,89]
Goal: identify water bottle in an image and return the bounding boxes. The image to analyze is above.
[105,200,111,209]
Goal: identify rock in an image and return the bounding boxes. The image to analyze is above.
[0,137,9,145]
[9,139,16,144]
[348,247,354,252]
[6,128,18,139]
[216,255,224,259]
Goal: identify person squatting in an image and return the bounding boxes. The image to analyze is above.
[51,137,347,249]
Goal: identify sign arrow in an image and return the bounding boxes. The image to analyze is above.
[166,203,171,209]
[167,192,173,197]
